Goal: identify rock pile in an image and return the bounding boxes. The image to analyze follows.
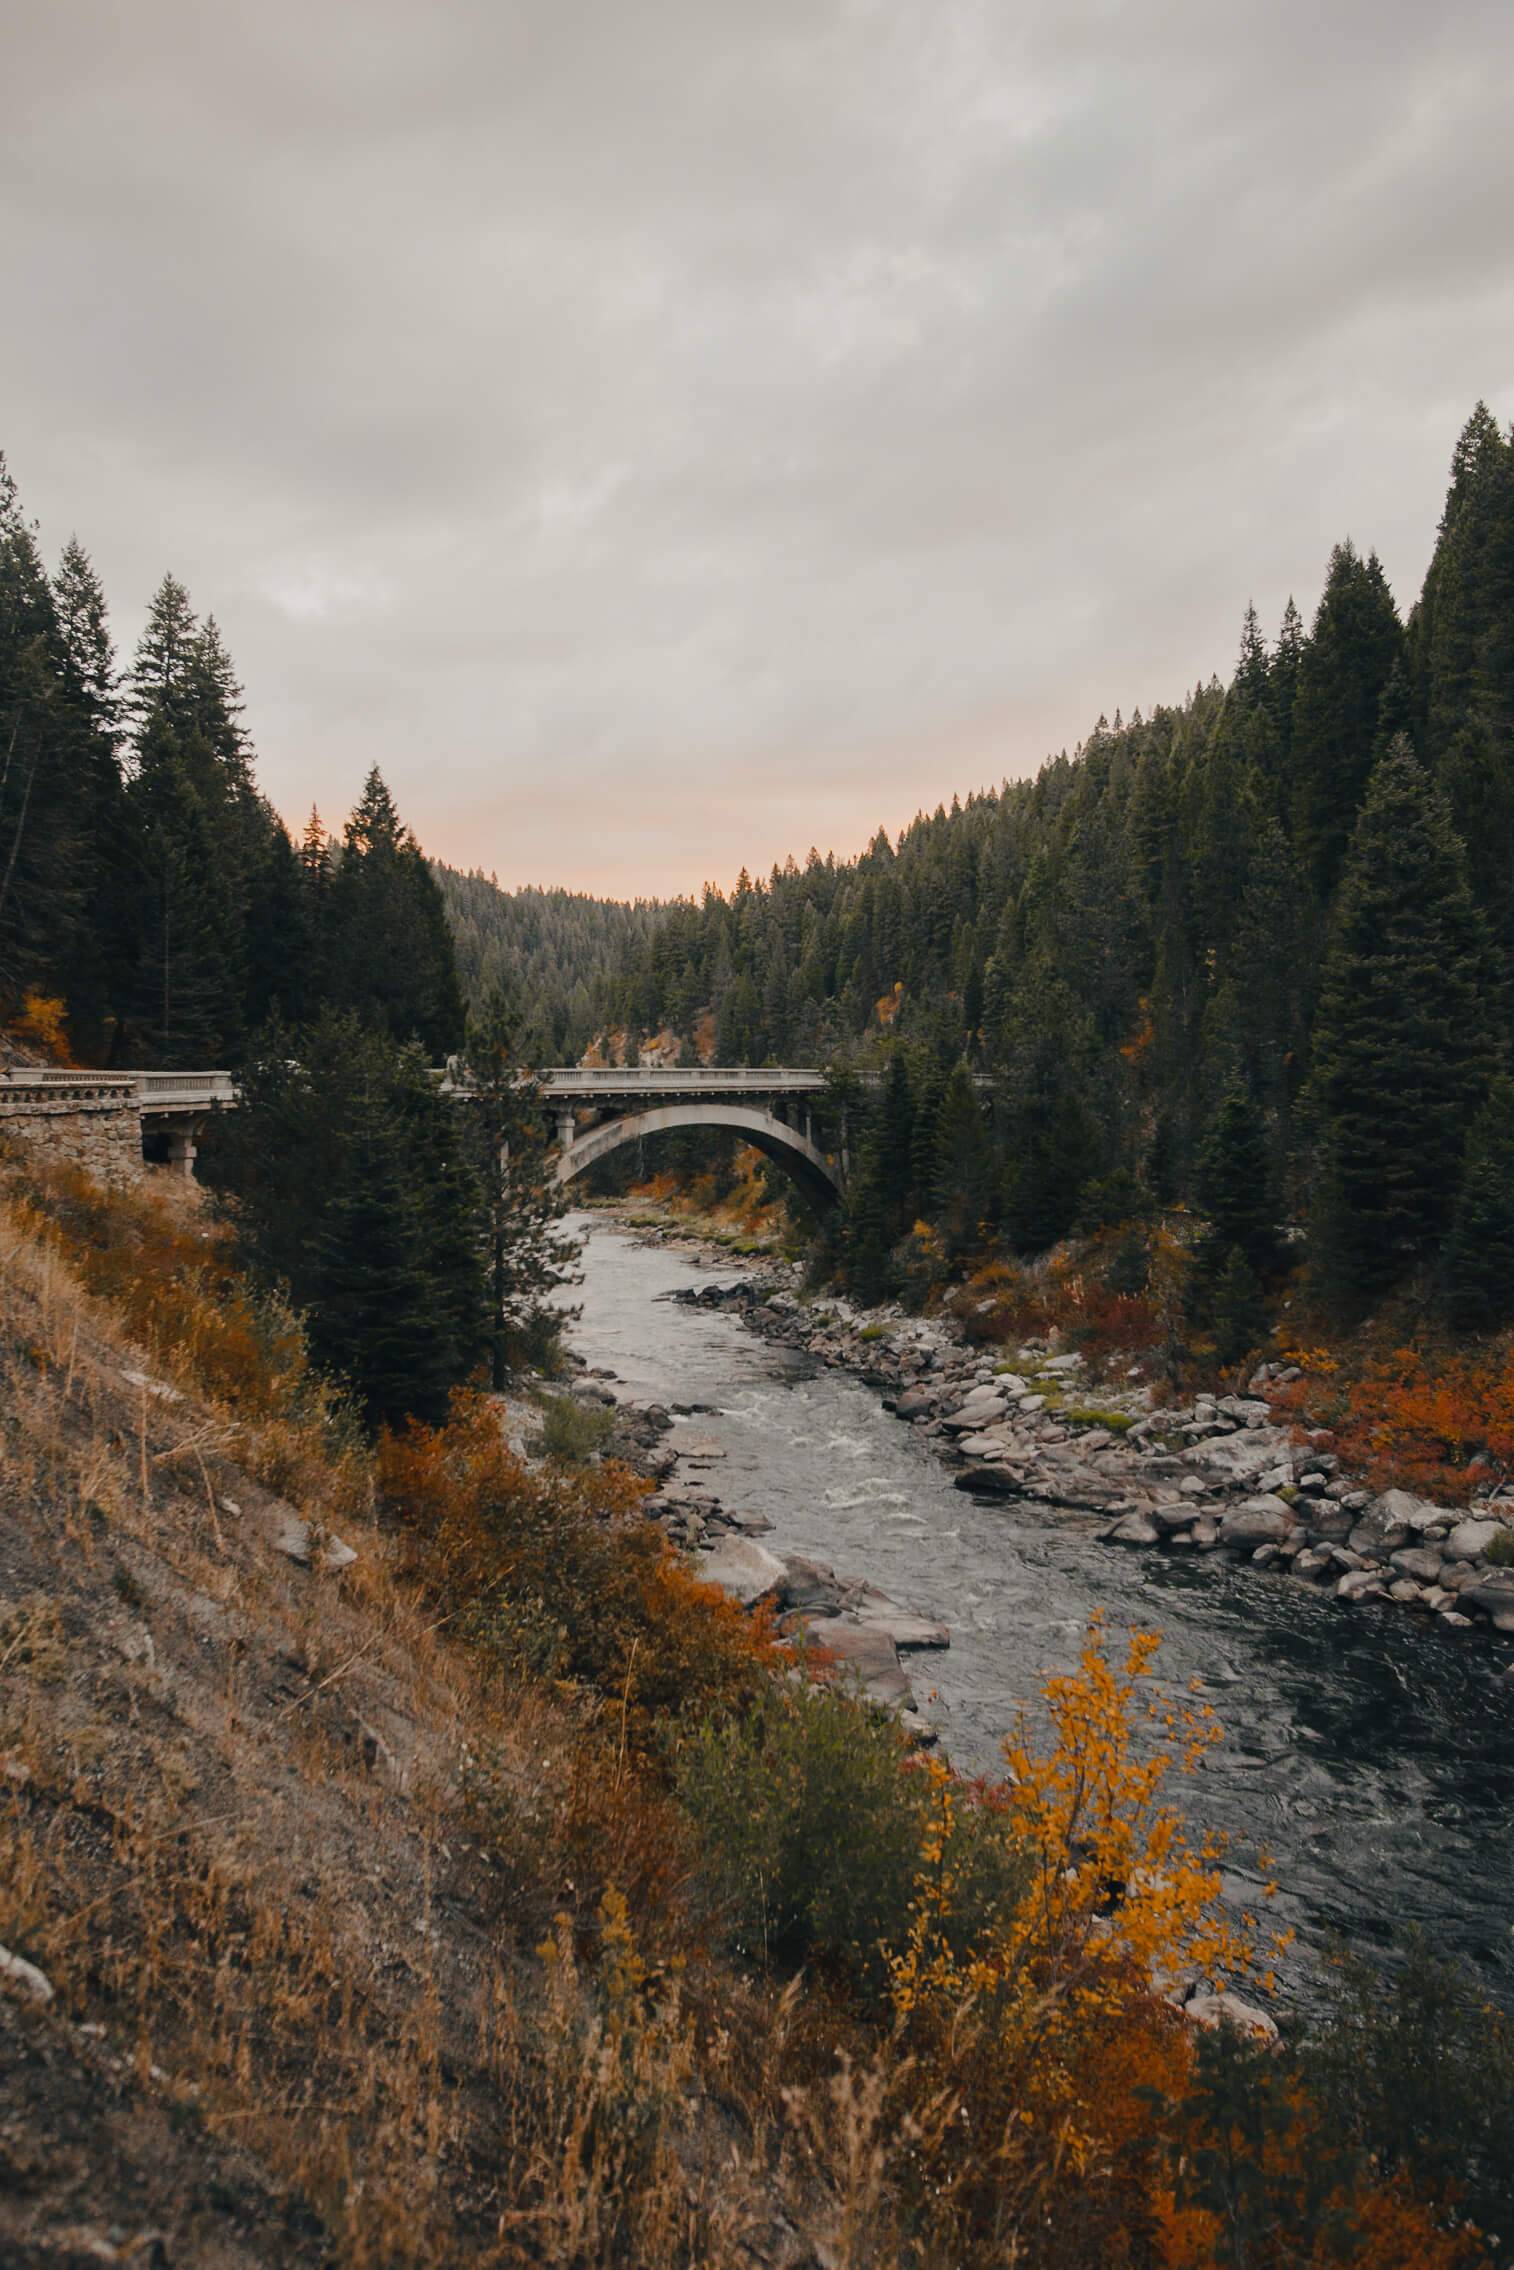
[676,1277,1514,1646]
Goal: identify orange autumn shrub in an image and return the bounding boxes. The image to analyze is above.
[378,1392,776,1753]
[1151,2023,1490,2269]
[949,1245,1161,1366]
[882,1619,1273,2256]
[6,990,73,1061]
[1273,1340,1514,1503]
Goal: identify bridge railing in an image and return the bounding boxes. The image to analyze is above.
[538,1066,830,1095]
[0,1069,236,1111]
[134,1071,237,1111]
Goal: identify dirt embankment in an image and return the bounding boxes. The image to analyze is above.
[0,1182,813,2268]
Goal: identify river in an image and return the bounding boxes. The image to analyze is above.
[565,1212,1514,1996]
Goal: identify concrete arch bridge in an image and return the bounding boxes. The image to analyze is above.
[540,1067,842,1209]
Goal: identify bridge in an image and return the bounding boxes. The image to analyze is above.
[532,1067,842,1207]
[0,1063,848,1200]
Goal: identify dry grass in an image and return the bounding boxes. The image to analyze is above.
[0,1167,821,2265]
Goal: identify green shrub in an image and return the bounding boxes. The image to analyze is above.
[532,1392,615,1464]
[1484,1525,1514,1567]
[1062,1407,1135,1432]
[675,1683,1023,1997]
[1300,1933,1514,2245]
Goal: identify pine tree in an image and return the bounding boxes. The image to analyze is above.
[1208,1245,1269,1368]
[874,1049,917,1238]
[931,1060,994,1262]
[460,987,579,1386]
[121,574,268,1063]
[49,538,128,1051]
[224,1013,485,1428]
[1196,1090,1278,1276]
[1408,404,1514,962]
[325,767,465,1056]
[995,958,1105,1252]
[1309,738,1493,1305]
[1290,542,1404,897]
[1443,1076,1514,1334]
[0,457,82,1016]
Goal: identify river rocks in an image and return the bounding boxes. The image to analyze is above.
[642,1226,1514,1677]
[848,1585,950,1650]
[944,1390,1010,1430]
[1390,1546,1444,1585]
[802,1621,916,1710]
[1107,1512,1160,1545]
[697,1536,787,1608]
[1350,1489,1438,1557]
[1218,1496,1295,1546]
[0,1943,53,2005]
[1185,1429,1294,1487]
[957,1430,1010,1459]
[1336,1569,1385,1603]
[1444,1517,1501,1562]
[1462,1576,1514,1633]
[1182,1990,1279,2043]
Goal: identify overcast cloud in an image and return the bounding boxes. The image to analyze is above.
[4,0,1512,894]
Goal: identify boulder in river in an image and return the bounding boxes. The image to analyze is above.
[697,1536,787,1608]
[1218,1497,1294,1546]
[1350,1489,1434,1557]
[848,1584,950,1650]
[1107,1512,1159,1545]
[801,1621,915,1710]
[776,1556,847,1616]
[1445,1517,1501,1562]
[1462,1575,1514,1633]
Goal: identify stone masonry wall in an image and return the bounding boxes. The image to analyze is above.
[0,1082,144,1186]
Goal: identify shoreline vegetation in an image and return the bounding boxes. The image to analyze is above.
[582,1191,1514,1657]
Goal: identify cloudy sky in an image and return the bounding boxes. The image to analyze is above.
[5,1,1513,896]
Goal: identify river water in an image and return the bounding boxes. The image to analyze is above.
[566,1213,1514,1996]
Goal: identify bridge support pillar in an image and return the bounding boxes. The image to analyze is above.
[164,1124,198,1179]
[555,1109,576,1153]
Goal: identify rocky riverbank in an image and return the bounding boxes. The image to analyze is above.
[657,1264,1514,1664]
[544,1350,951,1734]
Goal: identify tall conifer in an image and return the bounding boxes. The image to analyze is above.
[1309,739,1492,1305]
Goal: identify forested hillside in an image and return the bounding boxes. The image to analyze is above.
[0,453,461,1067]
[605,405,1514,1323]
[435,865,664,1061]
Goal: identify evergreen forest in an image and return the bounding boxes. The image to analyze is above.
[596,404,1514,1325]
[0,451,461,1069]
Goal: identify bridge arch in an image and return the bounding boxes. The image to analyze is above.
[554,1102,841,1210]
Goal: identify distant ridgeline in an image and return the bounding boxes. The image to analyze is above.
[597,404,1514,1321]
[432,868,664,1067]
